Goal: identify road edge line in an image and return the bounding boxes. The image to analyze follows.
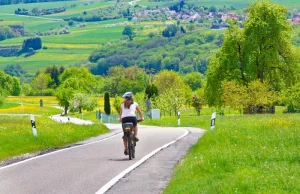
[0,131,122,171]
[95,128,190,194]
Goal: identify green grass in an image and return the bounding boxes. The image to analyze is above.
[0,102,19,109]
[143,114,300,193]
[0,115,109,161]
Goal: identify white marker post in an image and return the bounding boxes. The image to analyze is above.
[178,112,180,126]
[30,114,38,137]
[211,112,216,130]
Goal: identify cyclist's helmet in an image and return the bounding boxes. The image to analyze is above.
[122,92,133,99]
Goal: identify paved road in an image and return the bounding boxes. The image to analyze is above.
[0,125,189,194]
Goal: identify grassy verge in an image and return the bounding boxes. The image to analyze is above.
[143,114,300,193]
[0,115,109,161]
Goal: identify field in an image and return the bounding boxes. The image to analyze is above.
[0,96,112,161]
[0,115,108,161]
[142,114,300,193]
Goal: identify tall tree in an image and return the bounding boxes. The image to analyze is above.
[206,1,300,107]
[31,73,51,95]
[122,26,134,41]
[104,92,111,115]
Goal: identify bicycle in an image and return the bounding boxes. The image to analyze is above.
[122,119,143,160]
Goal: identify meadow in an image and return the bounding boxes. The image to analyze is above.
[142,114,300,193]
[0,115,108,161]
[0,96,111,162]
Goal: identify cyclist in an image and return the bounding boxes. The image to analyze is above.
[119,92,144,155]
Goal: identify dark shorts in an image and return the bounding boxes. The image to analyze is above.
[122,117,137,127]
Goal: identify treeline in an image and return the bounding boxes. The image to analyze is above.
[15,7,66,16]
[0,70,21,101]
[0,0,65,5]
[89,30,222,75]
[65,3,131,22]
[0,26,19,41]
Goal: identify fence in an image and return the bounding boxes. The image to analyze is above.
[95,111,151,123]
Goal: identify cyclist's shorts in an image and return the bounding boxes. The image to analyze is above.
[122,116,137,127]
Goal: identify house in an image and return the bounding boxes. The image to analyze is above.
[292,13,300,24]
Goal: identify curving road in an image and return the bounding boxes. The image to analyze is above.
[0,124,190,194]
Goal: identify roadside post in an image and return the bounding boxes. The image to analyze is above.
[211,112,216,130]
[39,99,43,107]
[30,114,38,137]
[40,99,43,114]
[178,112,180,126]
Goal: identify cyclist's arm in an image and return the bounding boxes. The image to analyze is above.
[136,106,144,120]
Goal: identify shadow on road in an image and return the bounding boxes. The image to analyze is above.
[108,158,130,161]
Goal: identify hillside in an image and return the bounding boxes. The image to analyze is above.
[0,0,300,76]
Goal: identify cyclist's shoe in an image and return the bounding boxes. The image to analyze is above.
[124,149,129,155]
[134,136,139,142]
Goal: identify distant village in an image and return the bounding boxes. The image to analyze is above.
[132,6,300,29]
[133,7,243,29]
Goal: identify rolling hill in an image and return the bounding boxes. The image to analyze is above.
[0,0,300,75]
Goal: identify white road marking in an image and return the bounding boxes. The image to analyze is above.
[95,128,189,194]
[0,131,122,171]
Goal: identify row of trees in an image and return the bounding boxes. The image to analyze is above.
[0,0,62,5]
[0,26,19,41]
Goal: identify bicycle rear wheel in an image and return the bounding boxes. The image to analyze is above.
[132,140,135,158]
[128,136,132,160]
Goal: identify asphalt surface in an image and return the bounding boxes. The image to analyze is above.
[106,128,205,194]
[0,124,192,194]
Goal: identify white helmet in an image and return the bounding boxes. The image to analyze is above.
[122,92,133,99]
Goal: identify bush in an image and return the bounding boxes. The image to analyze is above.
[68,20,74,26]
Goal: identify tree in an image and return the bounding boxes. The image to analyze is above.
[70,93,98,113]
[45,65,60,87]
[283,82,300,112]
[246,80,272,109]
[206,1,299,107]
[134,92,146,111]
[0,26,16,41]
[59,67,96,93]
[145,84,158,99]
[56,87,75,115]
[22,37,42,51]
[192,88,205,116]
[122,26,134,41]
[0,87,8,107]
[11,77,21,96]
[154,70,185,94]
[31,73,51,95]
[183,72,204,91]
[208,6,217,13]
[113,94,121,114]
[148,32,155,39]
[221,80,247,113]
[162,25,178,38]
[104,92,111,115]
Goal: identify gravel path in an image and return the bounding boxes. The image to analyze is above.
[49,114,94,125]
